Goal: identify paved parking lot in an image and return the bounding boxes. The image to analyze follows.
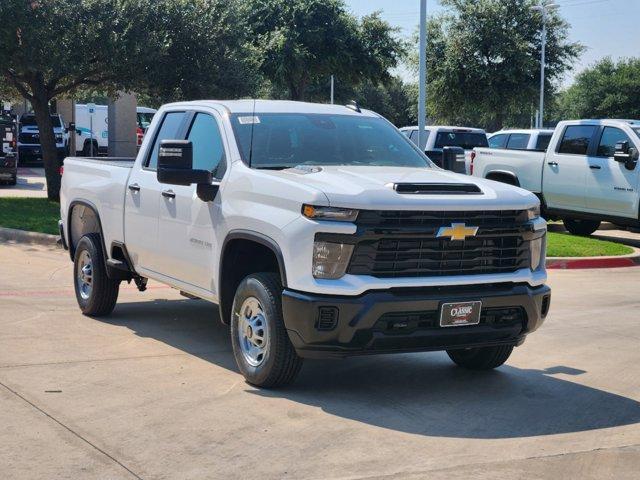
[0,168,47,198]
[1,242,639,479]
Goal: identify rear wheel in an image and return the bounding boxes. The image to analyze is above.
[230,272,302,388]
[73,233,120,316]
[563,218,601,236]
[8,175,17,186]
[447,345,514,370]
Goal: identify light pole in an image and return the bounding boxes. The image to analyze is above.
[418,0,427,150]
[531,1,557,129]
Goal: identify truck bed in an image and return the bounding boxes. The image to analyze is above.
[60,156,136,254]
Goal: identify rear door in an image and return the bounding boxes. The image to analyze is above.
[154,109,228,295]
[543,125,598,211]
[124,110,188,271]
[585,126,640,218]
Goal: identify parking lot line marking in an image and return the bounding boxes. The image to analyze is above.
[0,380,143,480]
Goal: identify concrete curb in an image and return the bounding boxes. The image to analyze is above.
[546,247,640,269]
[0,227,60,247]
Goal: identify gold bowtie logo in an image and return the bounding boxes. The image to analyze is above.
[436,223,479,241]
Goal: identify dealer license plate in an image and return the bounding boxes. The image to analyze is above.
[440,301,482,327]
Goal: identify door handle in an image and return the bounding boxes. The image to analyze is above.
[128,183,140,192]
[589,165,602,170]
[547,161,558,167]
[162,189,176,199]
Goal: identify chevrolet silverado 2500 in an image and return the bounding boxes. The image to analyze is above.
[472,120,640,235]
[60,100,551,387]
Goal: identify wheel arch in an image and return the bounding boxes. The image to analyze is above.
[218,230,287,325]
[67,200,106,261]
[485,170,521,187]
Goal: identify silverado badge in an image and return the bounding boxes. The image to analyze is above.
[436,223,479,241]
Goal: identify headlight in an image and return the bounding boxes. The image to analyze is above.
[312,241,354,279]
[303,205,359,222]
[530,235,545,270]
[527,205,541,220]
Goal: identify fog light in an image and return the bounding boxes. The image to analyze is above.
[312,242,354,279]
[530,236,544,270]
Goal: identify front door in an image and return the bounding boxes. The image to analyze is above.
[155,110,227,295]
[585,126,640,218]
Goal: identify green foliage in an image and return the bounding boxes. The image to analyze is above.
[0,198,61,235]
[547,232,633,258]
[555,58,640,120]
[243,1,405,100]
[410,0,582,130]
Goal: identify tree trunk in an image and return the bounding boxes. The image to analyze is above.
[31,89,61,201]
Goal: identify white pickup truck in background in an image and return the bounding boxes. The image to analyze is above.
[60,100,550,387]
[472,120,640,235]
[400,125,488,174]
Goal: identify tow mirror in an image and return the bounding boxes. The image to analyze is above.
[614,141,639,170]
[441,146,466,173]
[157,140,219,201]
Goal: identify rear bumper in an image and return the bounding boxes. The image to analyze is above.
[282,283,551,359]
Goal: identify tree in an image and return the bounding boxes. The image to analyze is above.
[555,57,640,120]
[410,0,582,131]
[0,0,257,200]
[243,0,405,101]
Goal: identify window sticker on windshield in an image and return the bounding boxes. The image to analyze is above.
[238,116,260,125]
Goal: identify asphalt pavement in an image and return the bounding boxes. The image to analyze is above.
[0,167,47,198]
[1,242,639,479]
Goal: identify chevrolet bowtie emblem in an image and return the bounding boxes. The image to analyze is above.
[436,223,479,241]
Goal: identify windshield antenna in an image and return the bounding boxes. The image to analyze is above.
[248,99,256,168]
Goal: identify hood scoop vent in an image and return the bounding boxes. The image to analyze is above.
[393,183,483,195]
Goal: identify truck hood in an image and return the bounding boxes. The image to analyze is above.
[272,165,538,211]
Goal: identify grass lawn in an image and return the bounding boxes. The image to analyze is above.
[547,231,633,257]
[0,198,60,235]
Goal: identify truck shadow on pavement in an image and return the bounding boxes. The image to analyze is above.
[105,298,640,440]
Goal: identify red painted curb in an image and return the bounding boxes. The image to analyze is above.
[546,256,640,269]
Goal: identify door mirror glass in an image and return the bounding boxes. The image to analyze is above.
[157,140,212,186]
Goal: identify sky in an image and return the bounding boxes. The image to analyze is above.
[345,0,640,86]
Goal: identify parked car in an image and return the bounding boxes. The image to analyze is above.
[17,113,69,165]
[60,100,550,387]
[0,114,17,185]
[75,104,157,156]
[472,119,640,235]
[400,125,488,173]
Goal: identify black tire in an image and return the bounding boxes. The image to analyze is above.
[447,345,514,370]
[563,218,601,236]
[8,175,17,186]
[73,233,120,316]
[230,272,302,388]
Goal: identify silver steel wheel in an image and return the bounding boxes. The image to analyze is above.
[237,296,269,367]
[76,250,93,300]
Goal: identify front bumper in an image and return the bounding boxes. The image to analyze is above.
[282,283,551,358]
[18,145,67,163]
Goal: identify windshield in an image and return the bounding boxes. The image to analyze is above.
[137,112,155,130]
[434,131,488,150]
[21,115,61,127]
[231,113,431,169]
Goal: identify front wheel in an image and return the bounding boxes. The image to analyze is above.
[230,272,303,388]
[563,218,601,236]
[73,233,120,316]
[447,345,514,370]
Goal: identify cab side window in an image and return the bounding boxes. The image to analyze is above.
[506,133,530,150]
[146,112,186,169]
[535,134,552,152]
[187,113,226,178]
[597,127,631,157]
[488,134,508,149]
[557,125,597,155]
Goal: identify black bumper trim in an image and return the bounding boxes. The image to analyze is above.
[282,283,550,359]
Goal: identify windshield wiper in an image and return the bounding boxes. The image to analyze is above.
[255,165,290,170]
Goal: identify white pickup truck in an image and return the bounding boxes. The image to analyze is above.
[60,100,550,387]
[472,120,640,235]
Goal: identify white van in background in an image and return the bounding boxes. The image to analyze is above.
[74,104,157,156]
